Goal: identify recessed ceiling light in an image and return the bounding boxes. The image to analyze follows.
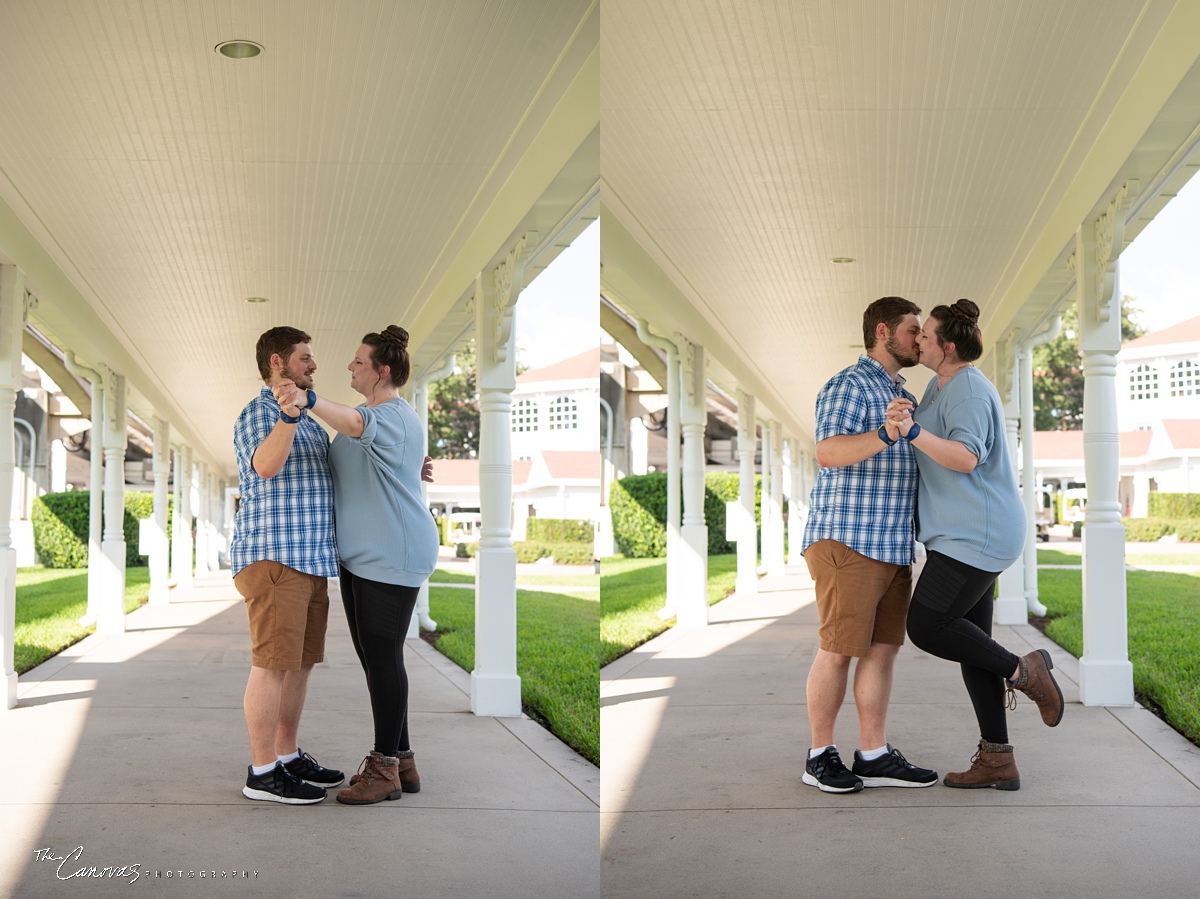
[831,257,855,264]
[245,297,269,304]
[216,40,264,59]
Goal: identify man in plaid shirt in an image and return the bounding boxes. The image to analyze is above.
[799,297,938,794]
[230,326,344,804]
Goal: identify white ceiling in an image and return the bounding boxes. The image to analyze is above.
[0,0,597,475]
[600,0,1200,444]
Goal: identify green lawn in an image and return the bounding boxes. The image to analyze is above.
[428,567,600,589]
[1038,567,1200,746]
[425,586,599,765]
[1038,547,1200,567]
[15,566,151,673]
[599,553,740,667]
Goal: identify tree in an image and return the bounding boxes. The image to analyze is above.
[1032,295,1146,430]
[428,341,479,458]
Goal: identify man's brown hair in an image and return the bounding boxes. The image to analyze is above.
[255,326,312,382]
[862,296,921,349]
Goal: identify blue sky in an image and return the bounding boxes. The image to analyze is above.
[1121,172,1200,333]
[515,219,599,371]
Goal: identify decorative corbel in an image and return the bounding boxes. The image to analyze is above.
[995,328,1021,406]
[491,231,537,364]
[1092,180,1139,323]
[677,333,699,406]
[22,289,37,322]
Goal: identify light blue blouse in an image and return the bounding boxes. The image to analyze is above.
[328,398,439,587]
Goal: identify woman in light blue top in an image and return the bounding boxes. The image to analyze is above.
[890,300,1063,791]
[276,325,439,805]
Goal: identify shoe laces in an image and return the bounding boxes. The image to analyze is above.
[815,748,849,776]
[1005,685,1017,711]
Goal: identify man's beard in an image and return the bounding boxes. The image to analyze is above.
[291,370,314,390]
[886,334,919,368]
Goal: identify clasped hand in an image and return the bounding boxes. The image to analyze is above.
[884,398,915,439]
[274,378,435,483]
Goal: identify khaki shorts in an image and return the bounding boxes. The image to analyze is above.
[804,539,912,658]
[233,561,329,670]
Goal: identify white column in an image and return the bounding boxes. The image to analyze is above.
[637,320,681,620]
[1131,472,1150,518]
[677,338,708,627]
[64,353,104,626]
[174,446,193,588]
[1075,196,1134,706]
[786,438,805,566]
[471,242,529,716]
[412,356,454,637]
[193,461,209,579]
[995,348,1027,624]
[1,265,25,708]
[207,473,220,572]
[97,367,127,634]
[735,391,758,596]
[149,417,170,604]
[765,420,785,576]
[1017,346,1049,618]
[222,486,238,565]
[50,439,67,492]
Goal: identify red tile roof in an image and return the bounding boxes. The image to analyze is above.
[1033,430,1152,460]
[516,347,600,383]
[1123,315,1200,349]
[542,450,601,480]
[1163,419,1200,450]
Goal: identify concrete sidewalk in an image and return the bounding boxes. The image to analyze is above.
[600,568,1200,899]
[1,572,598,898]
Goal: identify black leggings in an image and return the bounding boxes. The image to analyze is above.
[339,566,420,754]
[906,551,1021,744]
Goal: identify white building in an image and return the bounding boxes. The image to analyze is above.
[1034,315,1200,515]
[426,349,601,541]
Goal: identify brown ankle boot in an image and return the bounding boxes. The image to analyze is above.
[395,750,420,793]
[349,750,420,791]
[336,752,403,805]
[943,739,1020,791]
[1008,648,1064,727]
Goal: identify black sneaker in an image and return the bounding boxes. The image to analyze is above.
[852,744,937,788]
[284,748,345,787]
[802,747,863,793]
[242,763,327,804]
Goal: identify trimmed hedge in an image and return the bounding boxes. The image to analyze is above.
[609,472,763,558]
[32,491,172,569]
[1121,517,1200,543]
[513,540,594,565]
[526,518,594,544]
[1121,517,1175,543]
[1148,493,1200,520]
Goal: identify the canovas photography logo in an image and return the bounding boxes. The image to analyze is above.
[33,847,260,884]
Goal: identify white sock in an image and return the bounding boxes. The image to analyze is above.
[277,749,300,764]
[809,745,834,760]
[251,762,276,776]
[858,745,889,761]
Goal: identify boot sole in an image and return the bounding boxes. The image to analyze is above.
[1035,649,1065,727]
[942,777,1020,791]
[402,782,420,793]
[335,789,404,805]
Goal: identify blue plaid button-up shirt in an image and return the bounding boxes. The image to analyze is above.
[230,387,339,578]
[802,355,918,566]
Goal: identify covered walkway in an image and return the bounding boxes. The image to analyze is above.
[1,573,598,898]
[601,570,1200,897]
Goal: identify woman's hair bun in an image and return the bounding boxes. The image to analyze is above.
[949,299,979,324]
[382,325,409,350]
